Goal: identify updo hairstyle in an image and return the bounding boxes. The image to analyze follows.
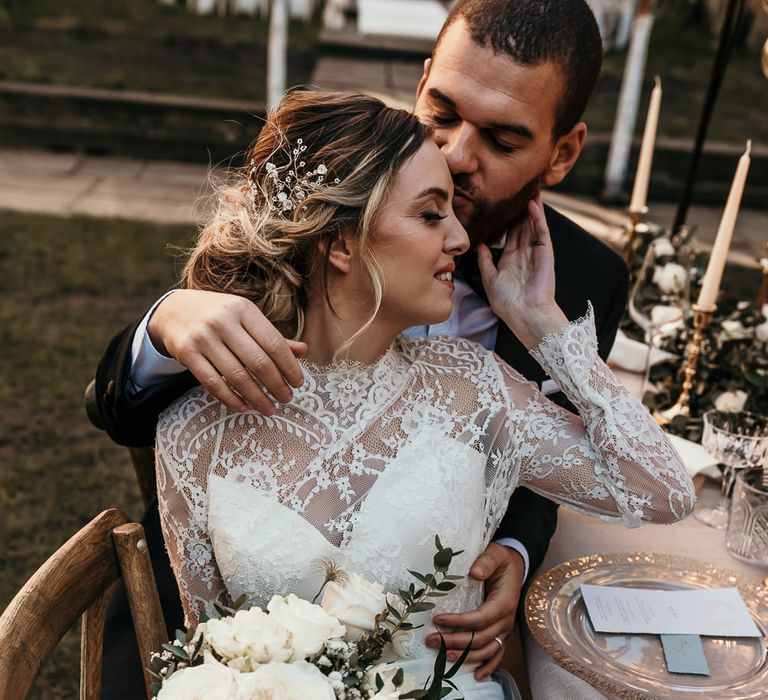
[182,91,430,344]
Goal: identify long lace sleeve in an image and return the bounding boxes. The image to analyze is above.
[493,303,695,527]
[155,398,231,627]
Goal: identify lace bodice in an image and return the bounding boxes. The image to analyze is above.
[155,306,694,692]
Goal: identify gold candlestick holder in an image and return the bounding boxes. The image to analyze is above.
[624,206,649,267]
[654,303,715,425]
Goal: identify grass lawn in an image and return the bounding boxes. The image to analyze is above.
[0,211,194,698]
[0,0,322,101]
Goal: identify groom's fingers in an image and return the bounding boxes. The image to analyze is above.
[426,621,508,653]
[432,602,506,632]
[241,308,307,390]
[474,647,505,680]
[476,244,496,288]
[183,353,250,413]
[469,540,520,581]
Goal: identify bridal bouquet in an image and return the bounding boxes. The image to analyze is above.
[150,536,470,700]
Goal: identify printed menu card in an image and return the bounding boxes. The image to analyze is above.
[580,585,761,637]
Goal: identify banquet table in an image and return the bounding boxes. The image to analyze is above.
[524,481,768,700]
[522,367,768,699]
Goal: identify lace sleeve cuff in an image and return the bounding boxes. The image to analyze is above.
[529,302,598,397]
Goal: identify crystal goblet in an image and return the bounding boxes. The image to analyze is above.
[694,410,768,529]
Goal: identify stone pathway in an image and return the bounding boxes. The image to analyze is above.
[2,147,764,272]
[0,149,213,225]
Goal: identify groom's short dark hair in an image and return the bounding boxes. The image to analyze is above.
[436,0,603,138]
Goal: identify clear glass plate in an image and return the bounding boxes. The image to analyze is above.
[525,553,768,699]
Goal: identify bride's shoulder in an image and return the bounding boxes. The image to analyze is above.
[156,386,222,444]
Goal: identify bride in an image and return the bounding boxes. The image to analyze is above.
[155,91,695,698]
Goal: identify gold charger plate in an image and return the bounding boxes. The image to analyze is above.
[525,552,768,699]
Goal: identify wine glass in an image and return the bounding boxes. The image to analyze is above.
[694,410,768,529]
[627,241,690,396]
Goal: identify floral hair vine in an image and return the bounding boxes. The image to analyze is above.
[248,138,341,217]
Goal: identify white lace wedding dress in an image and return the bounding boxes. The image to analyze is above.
[155,306,695,699]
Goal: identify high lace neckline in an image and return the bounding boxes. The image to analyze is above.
[298,340,401,377]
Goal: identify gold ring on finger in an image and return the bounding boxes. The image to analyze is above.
[493,636,504,650]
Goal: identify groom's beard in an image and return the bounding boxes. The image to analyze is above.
[454,172,544,248]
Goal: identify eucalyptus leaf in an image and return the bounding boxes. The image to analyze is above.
[445,632,474,679]
[161,642,190,661]
[393,668,405,687]
[376,673,385,691]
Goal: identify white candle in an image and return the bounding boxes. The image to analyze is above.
[629,76,662,213]
[697,140,752,311]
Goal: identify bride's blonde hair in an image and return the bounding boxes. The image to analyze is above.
[182,91,429,347]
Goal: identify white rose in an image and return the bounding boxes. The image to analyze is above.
[652,237,675,257]
[714,390,748,413]
[652,262,687,295]
[756,319,768,343]
[157,656,238,700]
[719,319,753,341]
[205,607,293,667]
[321,573,387,641]
[267,594,346,660]
[365,664,417,699]
[236,660,336,700]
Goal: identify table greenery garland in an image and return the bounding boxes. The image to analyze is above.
[623,225,768,442]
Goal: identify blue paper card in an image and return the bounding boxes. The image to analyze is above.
[660,634,710,676]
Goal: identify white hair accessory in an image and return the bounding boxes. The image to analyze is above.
[248,138,340,217]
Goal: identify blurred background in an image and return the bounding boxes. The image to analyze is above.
[0,1,765,696]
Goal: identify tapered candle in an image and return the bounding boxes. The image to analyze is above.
[629,76,662,213]
[697,140,752,311]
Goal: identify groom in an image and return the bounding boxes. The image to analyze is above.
[95,0,627,691]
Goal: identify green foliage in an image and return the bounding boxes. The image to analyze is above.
[622,225,768,442]
[645,298,768,441]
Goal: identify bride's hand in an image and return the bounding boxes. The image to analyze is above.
[477,195,568,349]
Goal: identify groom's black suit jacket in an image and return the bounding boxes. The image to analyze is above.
[94,204,627,698]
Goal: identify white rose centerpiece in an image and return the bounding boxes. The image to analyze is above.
[714,390,749,413]
[652,262,687,295]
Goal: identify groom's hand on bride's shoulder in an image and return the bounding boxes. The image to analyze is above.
[425,542,524,680]
[148,289,308,414]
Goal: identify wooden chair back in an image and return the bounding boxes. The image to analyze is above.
[0,508,167,700]
[84,379,157,507]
